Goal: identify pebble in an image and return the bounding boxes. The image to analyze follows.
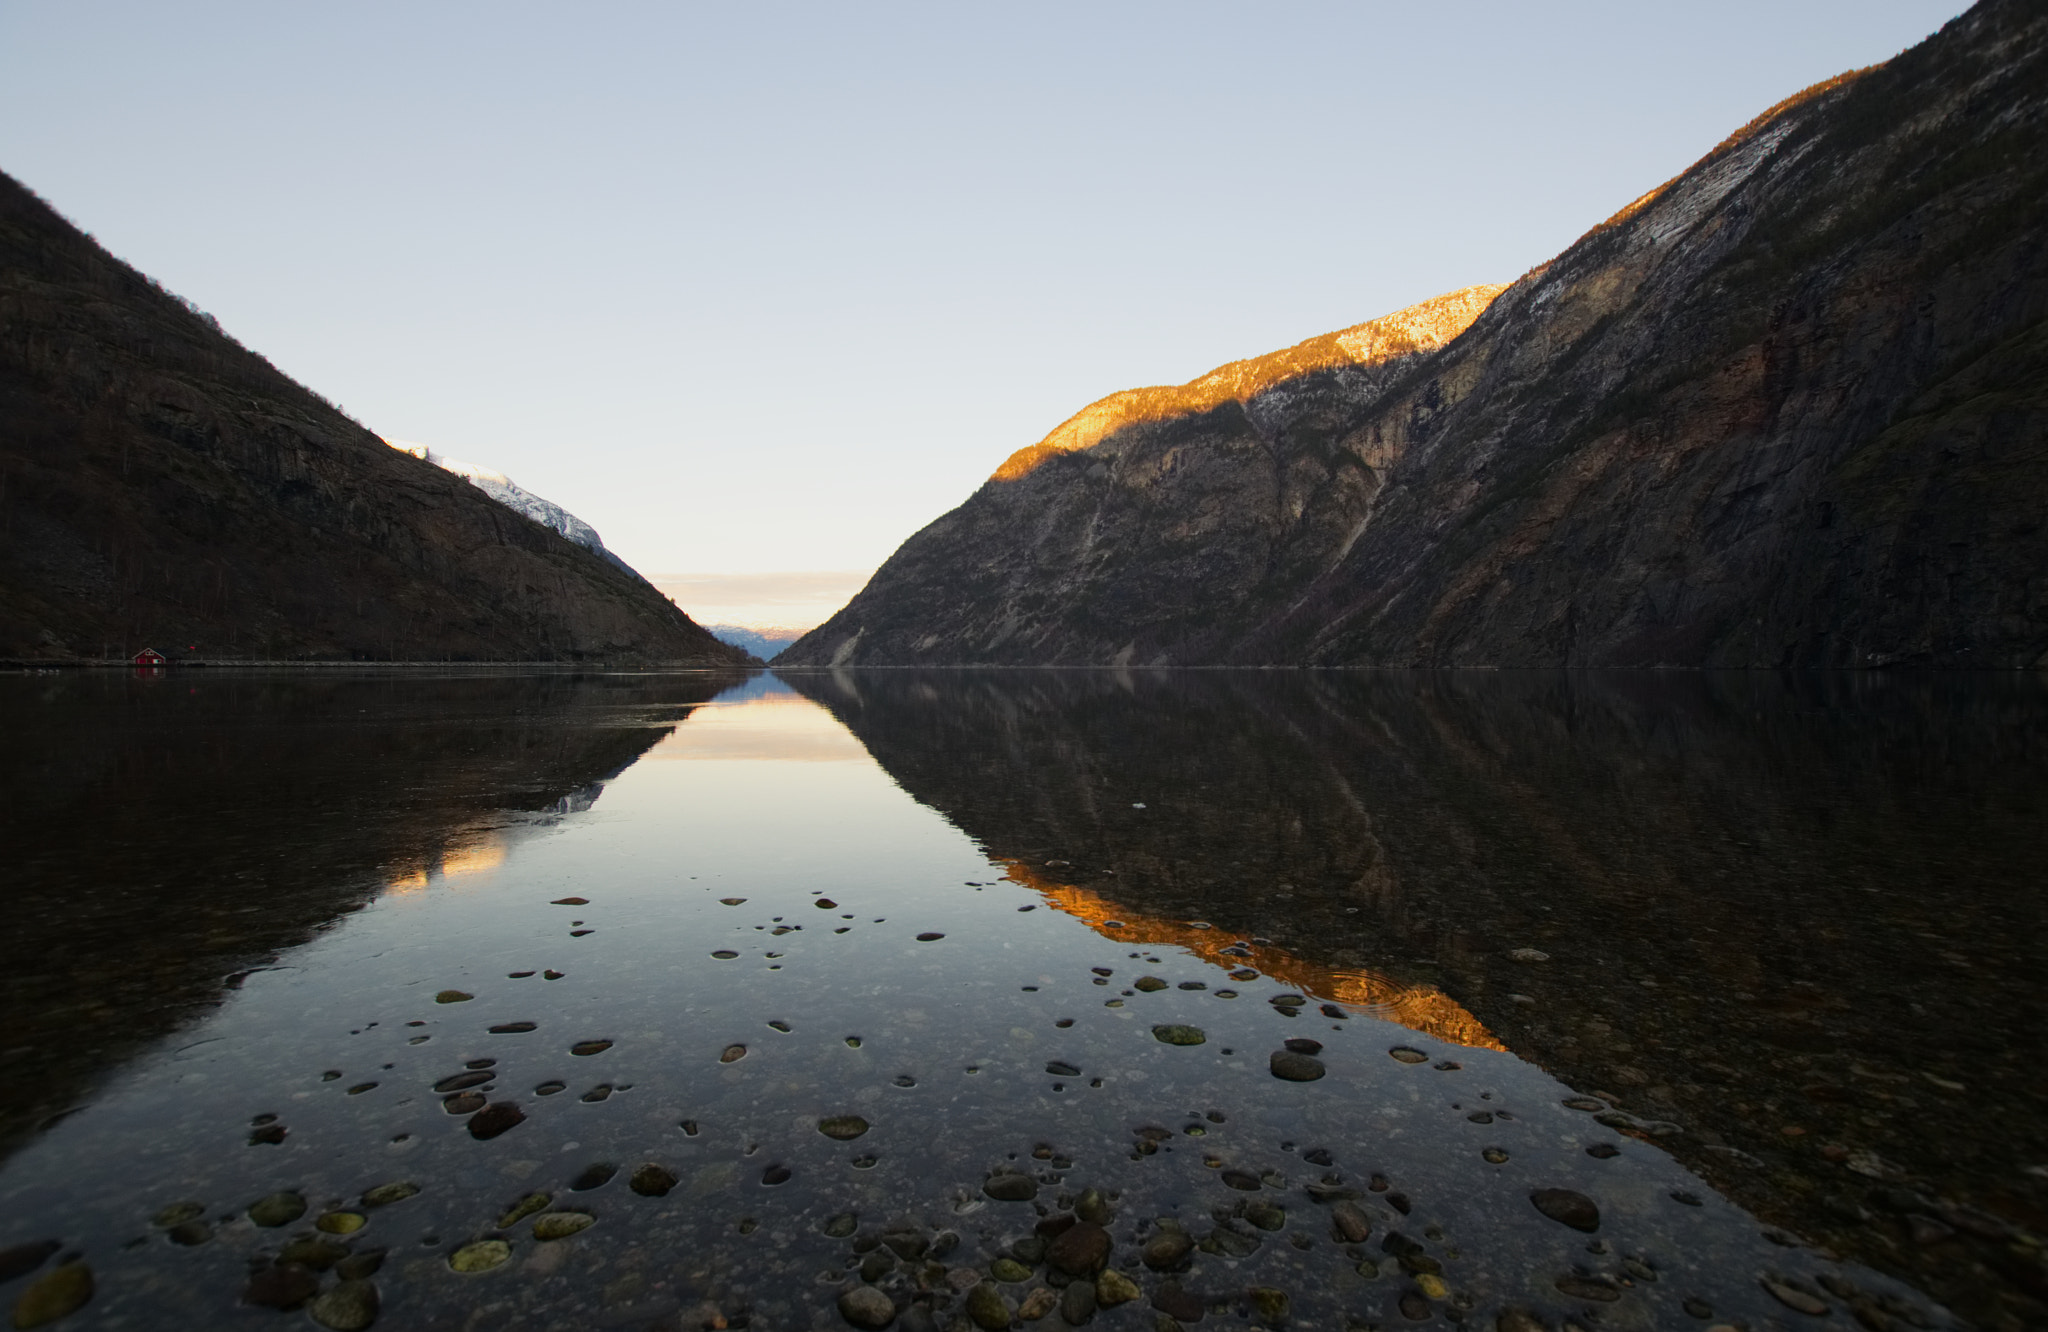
[468,1102,526,1140]
[1388,1047,1428,1064]
[630,1164,678,1196]
[551,897,588,905]
[1047,1222,1112,1274]
[248,1192,307,1228]
[448,1240,511,1273]
[1134,977,1168,992]
[570,1163,618,1191]
[433,1069,493,1093]
[1060,1280,1097,1325]
[488,1022,538,1034]
[1529,1188,1600,1232]
[1095,1271,1140,1307]
[721,1044,747,1063]
[434,990,472,1004]
[1398,1290,1430,1320]
[1220,1170,1262,1191]
[1482,1148,1509,1164]
[11,1264,92,1328]
[1283,1038,1322,1055]
[1046,1061,1082,1077]
[1330,1202,1371,1243]
[150,1202,203,1229]
[1151,1281,1202,1322]
[1553,1275,1619,1302]
[570,1039,613,1056]
[243,1264,319,1310]
[762,1164,793,1185]
[542,970,564,980]
[443,1091,486,1114]
[1269,1051,1325,1081]
[533,1211,595,1240]
[991,1258,1033,1283]
[279,1239,349,1269]
[916,933,945,942]
[307,1278,379,1330]
[1761,1278,1829,1315]
[719,897,747,905]
[837,1284,896,1329]
[1508,948,1550,962]
[315,1211,367,1234]
[1018,1286,1058,1321]
[360,1182,419,1208]
[965,1281,1012,1329]
[711,950,739,960]
[1249,1287,1289,1322]
[497,1193,552,1228]
[1495,1310,1545,1332]
[1245,1201,1286,1232]
[1586,1143,1620,1159]
[1152,1025,1206,1046]
[166,1221,212,1246]
[535,1080,566,1096]
[983,1173,1037,1202]
[819,1115,871,1140]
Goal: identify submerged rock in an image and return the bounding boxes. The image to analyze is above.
[1269,1051,1325,1081]
[468,1102,526,1140]
[1529,1188,1600,1233]
[1151,1025,1206,1046]
[448,1240,511,1273]
[307,1278,379,1330]
[247,1192,307,1228]
[630,1164,678,1197]
[819,1115,871,1140]
[837,1284,896,1329]
[533,1212,595,1241]
[11,1264,92,1328]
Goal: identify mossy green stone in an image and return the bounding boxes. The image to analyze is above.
[532,1211,594,1241]
[361,1181,419,1208]
[151,1201,204,1228]
[1151,1024,1206,1046]
[315,1211,366,1235]
[817,1115,870,1140]
[12,1264,93,1328]
[434,990,473,1003]
[448,1239,511,1273]
[496,1192,551,1229]
[1096,1270,1140,1306]
[247,1192,306,1228]
[990,1257,1032,1283]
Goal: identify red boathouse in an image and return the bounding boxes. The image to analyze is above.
[132,648,168,667]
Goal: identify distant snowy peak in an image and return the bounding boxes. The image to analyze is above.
[386,439,633,575]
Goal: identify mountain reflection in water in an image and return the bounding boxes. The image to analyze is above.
[783,668,2048,1330]
[0,668,2036,1332]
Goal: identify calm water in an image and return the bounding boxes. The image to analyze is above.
[0,669,2042,1332]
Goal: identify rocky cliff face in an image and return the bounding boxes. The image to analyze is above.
[783,0,2048,669]
[0,174,750,664]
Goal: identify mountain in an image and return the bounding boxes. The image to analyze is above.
[386,440,639,577]
[700,623,803,660]
[0,172,751,665]
[782,0,2048,670]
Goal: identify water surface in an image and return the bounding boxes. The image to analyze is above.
[0,668,2040,1332]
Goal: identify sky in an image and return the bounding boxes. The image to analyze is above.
[0,1,1968,588]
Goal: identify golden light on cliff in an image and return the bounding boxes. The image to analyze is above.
[997,860,1505,1052]
[990,284,1509,483]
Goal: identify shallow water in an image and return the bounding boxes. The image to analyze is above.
[0,668,2041,1332]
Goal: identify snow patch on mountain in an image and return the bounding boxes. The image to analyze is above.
[386,439,637,576]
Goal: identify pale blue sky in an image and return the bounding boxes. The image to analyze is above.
[0,1,1966,576]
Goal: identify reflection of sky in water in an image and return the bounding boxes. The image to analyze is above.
[0,677,1953,1330]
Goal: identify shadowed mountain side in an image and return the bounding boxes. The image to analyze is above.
[783,0,2048,669]
[0,172,750,665]
[0,668,745,1160]
[777,667,2048,1327]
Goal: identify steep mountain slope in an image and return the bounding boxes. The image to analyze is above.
[783,0,2048,670]
[387,440,638,576]
[0,173,749,664]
